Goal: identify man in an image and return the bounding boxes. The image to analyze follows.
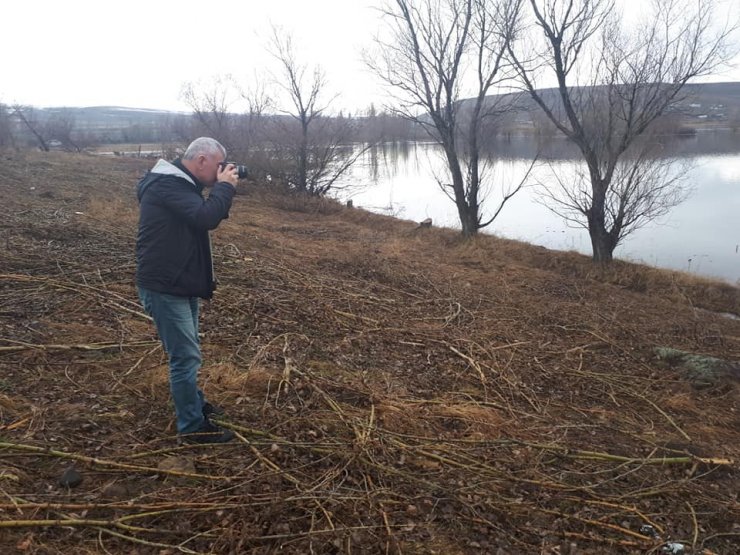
[136,137,238,443]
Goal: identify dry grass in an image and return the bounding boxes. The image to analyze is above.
[0,151,738,554]
[86,197,139,227]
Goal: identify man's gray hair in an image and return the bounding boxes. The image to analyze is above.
[182,137,227,160]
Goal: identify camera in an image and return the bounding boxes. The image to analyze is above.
[219,161,248,180]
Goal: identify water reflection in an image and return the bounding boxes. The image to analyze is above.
[473,130,740,161]
[339,134,740,284]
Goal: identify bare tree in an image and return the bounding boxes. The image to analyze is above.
[369,0,529,237]
[230,79,273,174]
[12,105,50,151]
[45,110,87,152]
[180,77,238,151]
[269,28,368,196]
[538,142,692,244]
[510,0,736,262]
[180,75,280,180]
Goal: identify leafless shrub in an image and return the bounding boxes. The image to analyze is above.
[266,28,371,196]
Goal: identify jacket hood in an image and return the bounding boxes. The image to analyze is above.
[137,159,197,201]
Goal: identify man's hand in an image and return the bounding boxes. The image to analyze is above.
[217,164,239,187]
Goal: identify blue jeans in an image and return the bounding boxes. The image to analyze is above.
[138,287,206,434]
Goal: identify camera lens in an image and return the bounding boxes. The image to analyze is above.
[219,162,248,179]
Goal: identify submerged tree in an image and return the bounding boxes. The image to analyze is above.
[370,0,530,237]
[510,0,735,262]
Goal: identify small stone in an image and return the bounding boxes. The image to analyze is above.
[59,466,83,488]
[640,524,658,538]
[662,543,686,555]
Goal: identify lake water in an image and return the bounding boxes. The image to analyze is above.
[338,134,740,285]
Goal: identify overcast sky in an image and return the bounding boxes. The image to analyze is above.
[2,0,739,113]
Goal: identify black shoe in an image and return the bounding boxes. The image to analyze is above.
[202,402,225,418]
[181,418,234,444]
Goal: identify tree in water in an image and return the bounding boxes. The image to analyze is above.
[370,0,532,237]
[509,0,735,262]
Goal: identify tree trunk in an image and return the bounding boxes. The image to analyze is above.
[589,227,614,263]
[15,110,49,152]
[298,119,308,192]
[445,146,478,238]
[464,215,479,237]
[587,175,616,262]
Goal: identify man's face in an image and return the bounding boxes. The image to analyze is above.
[193,152,225,187]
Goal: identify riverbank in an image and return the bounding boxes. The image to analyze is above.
[343,137,740,284]
[1,151,738,554]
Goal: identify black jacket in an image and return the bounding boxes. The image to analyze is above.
[135,159,235,299]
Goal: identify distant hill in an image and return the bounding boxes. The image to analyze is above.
[38,106,189,143]
[40,106,187,128]
[1,105,190,146]
[20,81,740,146]
[464,81,740,133]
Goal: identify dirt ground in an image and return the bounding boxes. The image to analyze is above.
[0,151,738,554]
